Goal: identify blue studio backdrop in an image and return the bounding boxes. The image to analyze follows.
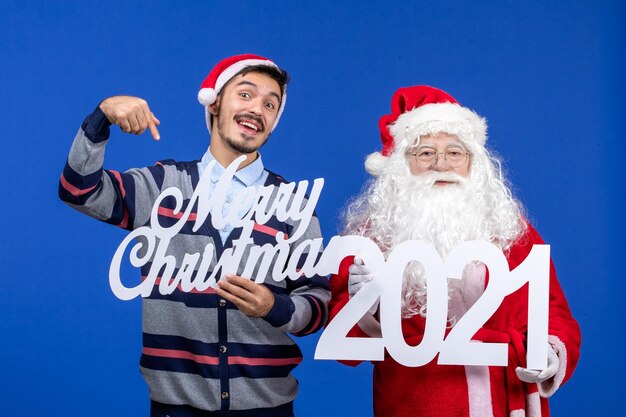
[0,1,623,415]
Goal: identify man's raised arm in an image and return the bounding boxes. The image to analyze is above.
[58,96,163,230]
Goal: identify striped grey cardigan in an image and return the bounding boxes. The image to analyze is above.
[59,108,330,414]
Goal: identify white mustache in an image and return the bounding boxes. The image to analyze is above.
[411,171,468,187]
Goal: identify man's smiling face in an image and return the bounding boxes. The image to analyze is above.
[210,71,282,155]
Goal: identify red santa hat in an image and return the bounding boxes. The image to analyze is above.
[198,54,286,132]
[366,86,486,172]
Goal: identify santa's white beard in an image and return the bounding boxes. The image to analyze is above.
[343,158,526,319]
[385,171,494,319]
[388,171,491,257]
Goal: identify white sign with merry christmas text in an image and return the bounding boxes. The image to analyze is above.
[109,156,550,369]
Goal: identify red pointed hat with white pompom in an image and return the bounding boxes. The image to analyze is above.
[198,54,286,132]
[377,85,487,156]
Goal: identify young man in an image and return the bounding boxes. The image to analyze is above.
[59,54,330,416]
[329,86,580,417]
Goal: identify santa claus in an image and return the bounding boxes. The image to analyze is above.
[328,86,581,417]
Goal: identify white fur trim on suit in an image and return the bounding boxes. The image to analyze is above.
[465,365,495,417]
[538,335,568,397]
[526,392,542,417]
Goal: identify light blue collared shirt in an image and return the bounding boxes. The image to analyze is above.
[197,149,269,243]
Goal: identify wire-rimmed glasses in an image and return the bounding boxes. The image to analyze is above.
[407,145,470,169]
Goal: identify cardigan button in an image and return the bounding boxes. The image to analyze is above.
[219,345,227,354]
[221,391,229,399]
[219,299,227,307]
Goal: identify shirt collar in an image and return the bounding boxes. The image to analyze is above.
[198,148,265,186]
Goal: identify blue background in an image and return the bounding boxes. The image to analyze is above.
[1,1,623,415]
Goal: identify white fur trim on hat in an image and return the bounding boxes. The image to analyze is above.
[198,58,278,107]
[389,102,487,147]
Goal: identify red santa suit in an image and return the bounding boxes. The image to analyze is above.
[328,222,581,417]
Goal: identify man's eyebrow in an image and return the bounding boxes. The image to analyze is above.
[235,80,281,101]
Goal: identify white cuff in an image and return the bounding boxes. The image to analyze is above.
[538,335,568,397]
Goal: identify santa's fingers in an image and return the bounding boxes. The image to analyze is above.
[516,367,549,383]
[515,367,537,383]
[348,283,360,297]
[349,262,373,277]
[349,281,372,297]
[537,360,558,381]
[349,271,374,284]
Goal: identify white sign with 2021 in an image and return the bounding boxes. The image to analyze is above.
[109,156,550,370]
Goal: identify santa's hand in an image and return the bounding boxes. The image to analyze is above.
[348,257,378,315]
[348,257,374,296]
[516,345,559,383]
[99,95,161,140]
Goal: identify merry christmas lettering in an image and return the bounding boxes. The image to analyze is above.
[109,156,550,369]
[109,155,325,300]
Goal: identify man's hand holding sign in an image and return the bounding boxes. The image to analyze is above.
[216,274,276,318]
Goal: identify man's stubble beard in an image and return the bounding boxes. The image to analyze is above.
[215,106,270,155]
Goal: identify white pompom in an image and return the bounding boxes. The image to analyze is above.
[364,152,388,176]
[198,88,217,106]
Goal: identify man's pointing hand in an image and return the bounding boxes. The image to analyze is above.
[99,95,161,140]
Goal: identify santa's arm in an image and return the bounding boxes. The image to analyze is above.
[535,258,581,397]
[328,256,377,366]
[526,224,582,397]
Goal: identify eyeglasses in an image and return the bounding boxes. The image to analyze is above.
[407,146,470,168]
